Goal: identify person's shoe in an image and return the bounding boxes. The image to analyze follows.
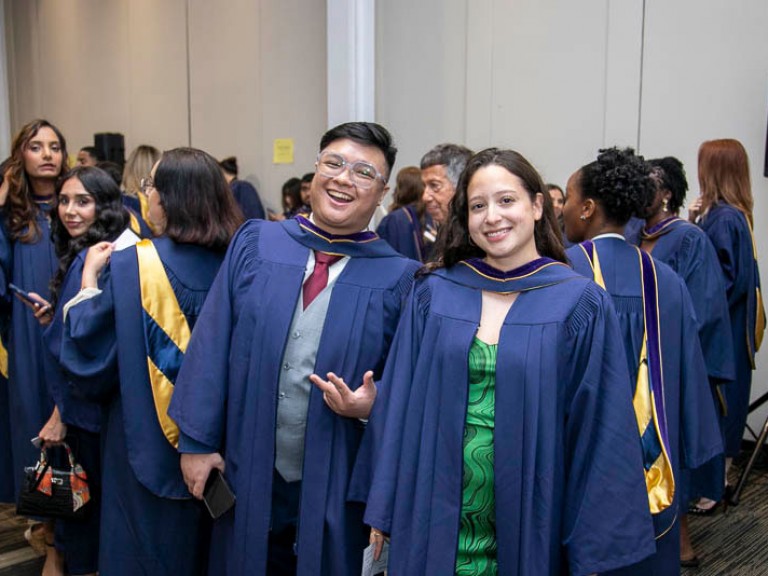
[688,500,720,516]
[23,523,46,555]
[680,555,700,568]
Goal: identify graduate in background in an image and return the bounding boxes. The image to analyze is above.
[634,157,735,564]
[564,147,722,574]
[169,122,419,576]
[58,148,243,575]
[0,119,68,573]
[689,138,765,495]
[376,166,434,262]
[31,166,137,576]
[120,144,160,238]
[0,159,15,506]
[361,148,654,575]
[219,156,266,221]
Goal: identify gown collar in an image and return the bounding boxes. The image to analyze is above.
[283,215,398,258]
[440,257,574,293]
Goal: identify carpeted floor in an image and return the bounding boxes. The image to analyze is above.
[0,506,43,576]
[683,446,768,576]
[0,448,765,575]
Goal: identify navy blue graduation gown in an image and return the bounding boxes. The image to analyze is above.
[168,219,419,576]
[43,251,104,572]
[121,194,153,238]
[230,179,266,220]
[637,218,734,501]
[623,216,645,246]
[568,238,722,576]
[44,252,103,433]
[698,203,761,456]
[59,238,223,576]
[0,226,14,502]
[358,261,655,576]
[376,205,434,262]
[0,208,57,500]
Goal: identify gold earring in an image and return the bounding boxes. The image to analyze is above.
[662,199,669,213]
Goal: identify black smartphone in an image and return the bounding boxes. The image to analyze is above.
[8,283,43,306]
[203,469,235,520]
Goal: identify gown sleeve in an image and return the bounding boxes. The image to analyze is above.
[706,212,752,307]
[357,279,429,533]
[561,285,656,575]
[59,267,120,401]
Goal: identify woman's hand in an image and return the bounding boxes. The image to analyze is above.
[16,292,52,326]
[688,196,703,222]
[81,242,115,289]
[0,169,9,207]
[38,407,67,447]
[309,370,377,419]
[369,527,388,561]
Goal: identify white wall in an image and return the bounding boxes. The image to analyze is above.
[3,0,326,211]
[377,0,768,433]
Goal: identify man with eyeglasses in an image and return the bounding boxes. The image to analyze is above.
[170,122,419,576]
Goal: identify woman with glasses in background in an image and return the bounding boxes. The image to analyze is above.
[121,144,160,237]
[58,148,243,575]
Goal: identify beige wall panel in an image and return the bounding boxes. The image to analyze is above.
[6,0,43,132]
[188,0,326,212]
[6,0,188,156]
[34,0,130,152]
[375,0,467,170]
[478,0,617,188]
[124,0,189,152]
[603,0,643,147]
[187,0,262,169]
[258,0,326,208]
[639,0,768,430]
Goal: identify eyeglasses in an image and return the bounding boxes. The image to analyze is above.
[140,177,154,193]
[315,151,386,189]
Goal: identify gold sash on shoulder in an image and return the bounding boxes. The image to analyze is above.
[136,240,190,447]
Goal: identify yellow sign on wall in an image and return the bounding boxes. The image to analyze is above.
[273,138,294,164]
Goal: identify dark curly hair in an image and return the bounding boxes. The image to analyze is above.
[5,119,69,243]
[648,157,688,214]
[432,148,566,270]
[577,147,654,226]
[50,166,130,308]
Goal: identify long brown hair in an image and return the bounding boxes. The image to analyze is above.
[153,148,244,250]
[433,148,566,270]
[4,119,69,243]
[698,138,753,224]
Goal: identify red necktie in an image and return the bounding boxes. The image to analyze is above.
[303,251,343,309]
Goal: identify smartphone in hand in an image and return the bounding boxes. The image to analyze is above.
[203,469,235,520]
[9,283,44,307]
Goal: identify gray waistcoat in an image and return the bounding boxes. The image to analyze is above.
[274,284,334,482]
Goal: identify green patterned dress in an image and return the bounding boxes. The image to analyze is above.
[455,337,498,575]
